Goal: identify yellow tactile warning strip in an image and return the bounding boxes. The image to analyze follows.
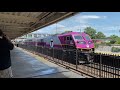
[95,51,120,56]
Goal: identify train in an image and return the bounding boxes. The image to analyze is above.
[20,31,95,63]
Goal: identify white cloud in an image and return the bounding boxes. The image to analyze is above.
[74,15,107,24]
[89,25,120,37]
[53,24,90,34]
[101,26,120,31]
[32,14,107,35]
[80,15,107,19]
[83,15,106,19]
[32,23,66,34]
[48,23,66,28]
[80,15,101,19]
[56,24,66,28]
[68,24,90,31]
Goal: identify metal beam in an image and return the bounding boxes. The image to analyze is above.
[0,12,77,39]
[30,12,76,33]
[0,22,30,27]
[0,13,38,22]
[17,12,77,38]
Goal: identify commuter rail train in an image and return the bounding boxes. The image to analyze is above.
[22,31,95,63]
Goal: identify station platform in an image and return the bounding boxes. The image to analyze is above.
[11,47,85,78]
[95,50,120,56]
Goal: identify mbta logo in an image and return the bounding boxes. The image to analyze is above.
[50,39,54,48]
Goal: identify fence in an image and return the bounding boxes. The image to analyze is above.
[18,44,120,78]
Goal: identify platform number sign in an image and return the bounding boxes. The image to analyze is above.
[50,39,54,48]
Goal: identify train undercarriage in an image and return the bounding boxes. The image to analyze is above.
[62,45,94,64]
[78,48,94,64]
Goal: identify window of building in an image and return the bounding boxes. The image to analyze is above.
[34,34,37,38]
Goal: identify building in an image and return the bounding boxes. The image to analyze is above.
[14,33,52,44]
[93,39,111,44]
[21,33,52,39]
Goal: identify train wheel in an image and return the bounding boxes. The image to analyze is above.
[87,54,94,63]
[79,61,86,64]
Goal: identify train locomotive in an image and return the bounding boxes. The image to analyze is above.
[23,31,95,63]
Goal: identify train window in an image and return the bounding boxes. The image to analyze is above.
[41,39,43,42]
[66,37,70,40]
[29,40,32,42]
[85,35,91,40]
[34,34,38,38]
[70,36,72,40]
[28,34,32,38]
[74,36,83,40]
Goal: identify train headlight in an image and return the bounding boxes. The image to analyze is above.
[88,41,93,44]
[78,41,86,44]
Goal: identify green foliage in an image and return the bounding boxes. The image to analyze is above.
[84,27,97,39]
[115,37,120,44]
[96,32,106,39]
[110,40,116,44]
[111,47,120,52]
[109,35,119,40]
[94,43,99,48]
[84,27,106,39]
[105,42,111,46]
[108,35,120,44]
[84,27,120,45]
[117,41,120,44]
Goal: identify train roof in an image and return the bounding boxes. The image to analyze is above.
[58,32,88,36]
[24,32,89,41]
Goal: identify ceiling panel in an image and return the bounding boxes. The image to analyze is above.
[0,12,77,39]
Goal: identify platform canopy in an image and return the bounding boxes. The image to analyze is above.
[0,12,76,39]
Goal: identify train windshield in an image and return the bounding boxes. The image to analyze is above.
[85,35,91,40]
[74,36,83,40]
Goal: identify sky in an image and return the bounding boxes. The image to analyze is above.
[32,12,120,37]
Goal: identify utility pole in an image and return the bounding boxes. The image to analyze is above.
[56,23,57,34]
[79,28,81,33]
[79,26,81,33]
[78,27,81,33]
[119,30,120,37]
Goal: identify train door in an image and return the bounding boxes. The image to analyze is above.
[65,36,74,49]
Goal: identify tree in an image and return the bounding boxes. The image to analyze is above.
[115,37,120,44]
[109,35,119,44]
[96,32,106,39]
[84,27,96,39]
[110,40,116,44]
[109,35,119,40]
